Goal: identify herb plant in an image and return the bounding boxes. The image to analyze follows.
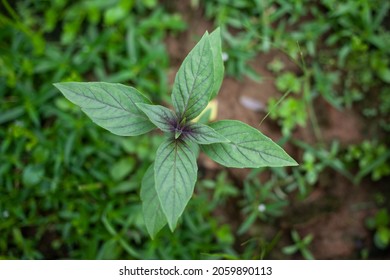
[54,28,297,238]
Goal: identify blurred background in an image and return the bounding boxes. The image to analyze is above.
[1,0,389,259]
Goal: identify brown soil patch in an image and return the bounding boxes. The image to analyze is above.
[281,174,372,259]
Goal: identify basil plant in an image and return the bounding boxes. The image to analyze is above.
[54,28,297,238]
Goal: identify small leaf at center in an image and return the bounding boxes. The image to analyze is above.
[175,130,182,139]
[136,103,176,133]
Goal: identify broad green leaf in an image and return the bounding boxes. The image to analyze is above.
[171,32,214,121]
[154,138,197,230]
[209,28,224,100]
[140,164,167,238]
[184,122,229,144]
[54,82,155,136]
[136,103,176,132]
[202,120,298,168]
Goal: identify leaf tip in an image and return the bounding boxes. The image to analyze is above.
[288,157,299,166]
[147,230,156,240]
[53,82,68,92]
[278,153,299,167]
[168,222,177,233]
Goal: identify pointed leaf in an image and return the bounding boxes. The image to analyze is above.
[184,122,229,144]
[282,245,299,255]
[171,32,214,121]
[140,164,167,238]
[154,138,197,230]
[209,28,224,100]
[202,120,298,168]
[136,103,176,133]
[175,130,182,139]
[54,82,155,136]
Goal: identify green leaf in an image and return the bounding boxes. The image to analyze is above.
[171,32,214,121]
[136,103,176,132]
[202,120,298,168]
[301,249,315,260]
[140,164,167,238]
[303,234,314,245]
[282,245,299,255]
[109,158,135,181]
[154,138,198,230]
[175,130,182,139]
[209,28,224,100]
[276,72,301,94]
[22,164,44,186]
[379,68,390,83]
[53,82,155,136]
[184,122,229,144]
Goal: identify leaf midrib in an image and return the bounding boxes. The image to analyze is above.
[66,86,148,120]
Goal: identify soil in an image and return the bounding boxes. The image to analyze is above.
[164,2,383,259]
[281,174,372,259]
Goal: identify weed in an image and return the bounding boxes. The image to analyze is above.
[345,141,390,183]
[282,230,315,260]
[366,209,390,250]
